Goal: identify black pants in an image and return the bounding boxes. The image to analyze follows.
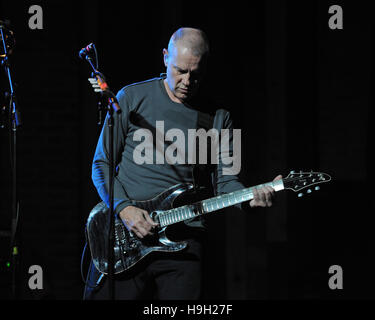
[83,226,206,300]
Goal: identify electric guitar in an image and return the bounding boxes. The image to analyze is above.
[86,170,331,275]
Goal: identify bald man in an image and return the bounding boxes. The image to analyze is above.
[84,27,280,300]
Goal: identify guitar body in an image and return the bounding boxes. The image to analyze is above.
[86,183,194,275]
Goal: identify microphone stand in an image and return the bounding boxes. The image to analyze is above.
[81,48,120,300]
[1,22,21,299]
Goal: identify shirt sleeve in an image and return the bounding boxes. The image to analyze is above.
[214,110,250,211]
[91,88,135,216]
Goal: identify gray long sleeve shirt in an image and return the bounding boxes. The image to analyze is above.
[92,77,246,228]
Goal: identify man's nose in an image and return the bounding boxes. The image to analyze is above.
[182,73,191,87]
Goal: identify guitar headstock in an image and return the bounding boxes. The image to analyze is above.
[283,170,331,197]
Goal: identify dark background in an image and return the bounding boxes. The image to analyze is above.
[0,0,373,300]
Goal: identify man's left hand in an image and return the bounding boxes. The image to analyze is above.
[249,175,283,208]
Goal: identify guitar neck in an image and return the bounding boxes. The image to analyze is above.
[158,179,285,227]
[202,179,284,213]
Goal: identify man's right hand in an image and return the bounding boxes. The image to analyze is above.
[119,206,158,239]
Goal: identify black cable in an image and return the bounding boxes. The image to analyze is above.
[93,43,98,70]
[80,241,104,289]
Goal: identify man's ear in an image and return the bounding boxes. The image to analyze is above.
[163,48,168,67]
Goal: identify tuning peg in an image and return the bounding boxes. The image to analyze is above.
[307,189,312,194]
[314,186,320,191]
[298,193,303,197]
[290,170,295,174]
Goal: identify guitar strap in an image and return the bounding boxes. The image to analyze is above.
[192,111,216,198]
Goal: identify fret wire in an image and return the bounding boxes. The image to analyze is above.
[203,201,208,213]
[168,212,171,224]
[205,201,209,212]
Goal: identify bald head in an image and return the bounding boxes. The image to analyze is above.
[163,27,209,104]
[167,27,209,59]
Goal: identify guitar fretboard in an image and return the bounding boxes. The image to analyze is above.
[158,179,284,227]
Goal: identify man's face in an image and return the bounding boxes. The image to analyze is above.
[163,46,206,103]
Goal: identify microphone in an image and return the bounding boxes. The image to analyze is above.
[79,43,95,59]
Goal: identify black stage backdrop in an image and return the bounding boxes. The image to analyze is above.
[0,0,373,300]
